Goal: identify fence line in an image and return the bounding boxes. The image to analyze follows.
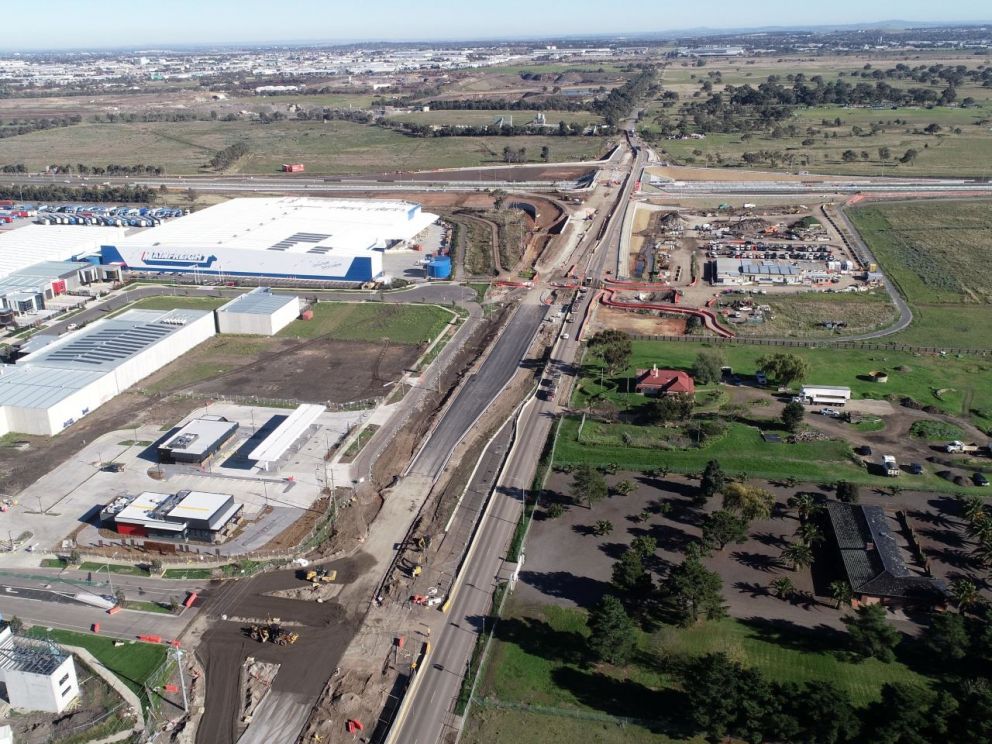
[624,333,991,356]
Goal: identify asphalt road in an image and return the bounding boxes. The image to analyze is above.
[407,297,548,480]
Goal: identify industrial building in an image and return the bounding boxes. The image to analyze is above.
[800,385,851,406]
[249,403,325,471]
[0,624,79,714]
[0,308,216,436]
[713,258,802,285]
[0,224,125,281]
[101,489,242,542]
[157,415,240,464]
[215,288,301,335]
[0,260,122,320]
[98,197,439,282]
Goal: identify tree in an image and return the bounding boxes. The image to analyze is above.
[787,492,820,521]
[168,596,181,613]
[186,187,198,205]
[587,330,632,375]
[781,541,814,571]
[922,611,969,661]
[114,589,127,609]
[836,480,860,503]
[865,683,943,744]
[546,502,565,518]
[587,595,636,664]
[830,579,854,609]
[698,459,726,503]
[842,149,858,162]
[613,479,635,497]
[571,465,608,509]
[771,576,795,599]
[691,350,724,385]
[68,549,81,565]
[879,146,892,161]
[722,482,774,521]
[756,353,811,387]
[641,393,694,424]
[682,653,752,740]
[781,401,805,432]
[843,604,901,662]
[797,680,860,744]
[900,148,919,164]
[630,536,657,560]
[8,616,23,633]
[949,577,980,611]
[701,510,749,551]
[611,548,653,598]
[149,558,163,573]
[799,521,823,546]
[667,553,726,625]
[540,145,550,163]
[593,520,614,536]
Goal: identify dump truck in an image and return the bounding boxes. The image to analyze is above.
[882,455,899,477]
[945,441,979,454]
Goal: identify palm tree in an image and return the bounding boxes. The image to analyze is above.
[613,480,635,497]
[973,537,992,568]
[830,580,854,609]
[593,520,614,537]
[770,576,795,599]
[781,542,814,571]
[799,522,823,546]
[958,493,986,524]
[965,514,992,544]
[950,578,979,611]
[722,483,774,522]
[787,492,817,522]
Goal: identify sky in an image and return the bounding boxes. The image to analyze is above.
[7,0,992,50]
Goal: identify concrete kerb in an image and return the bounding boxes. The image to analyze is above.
[442,414,514,534]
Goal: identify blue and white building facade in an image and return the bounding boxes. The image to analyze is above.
[100,197,439,282]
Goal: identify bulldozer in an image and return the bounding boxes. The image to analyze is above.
[305,568,337,585]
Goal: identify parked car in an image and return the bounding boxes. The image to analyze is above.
[973,472,990,487]
[819,408,840,418]
[855,445,873,457]
[907,463,923,475]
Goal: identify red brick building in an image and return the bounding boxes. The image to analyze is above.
[634,366,695,397]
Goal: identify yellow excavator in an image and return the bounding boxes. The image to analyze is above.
[305,568,337,585]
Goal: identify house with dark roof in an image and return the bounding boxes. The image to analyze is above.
[825,501,948,608]
[634,365,695,397]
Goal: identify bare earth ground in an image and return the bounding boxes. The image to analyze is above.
[587,303,688,336]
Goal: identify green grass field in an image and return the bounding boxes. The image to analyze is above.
[469,600,928,743]
[278,301,453,343]
[161,567,213,580]
[849,200,992,350]
[0,119,608,175]
[25,627,166,706]
[726,290,898,338]
[78,561,148,576]
[116,296,229,313]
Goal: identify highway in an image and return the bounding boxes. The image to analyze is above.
[390,127,645,744]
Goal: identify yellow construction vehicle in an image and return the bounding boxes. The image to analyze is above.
[305,568,337,584]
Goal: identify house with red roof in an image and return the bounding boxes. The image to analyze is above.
[635,365,695,397]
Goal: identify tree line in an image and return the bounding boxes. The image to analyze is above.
[0,184,154,203]
[0,114,82,138]
[421,96,592,112]
[592,68,657,126]
[209,142,250,170]
[381,120,598,139]
[46,163,165,175]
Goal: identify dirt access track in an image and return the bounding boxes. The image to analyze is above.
[194,552,376,744]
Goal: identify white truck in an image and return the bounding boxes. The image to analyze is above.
[945,441,979,454]
[882,455,899,477]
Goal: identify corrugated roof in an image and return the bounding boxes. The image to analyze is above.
[0,225,125,280]
[0,365,105,408]
[21,309,210,372]
[217,288,298,316]
[248,404,325,464]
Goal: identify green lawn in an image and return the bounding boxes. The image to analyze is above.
[0,119,608,175]
[78,561,148,576]
[278,301,454,344]
[25,627,166,706]
[161,567,213,580]
[476,601,928,740]
[114,296,229,314]
[462,706,688,744]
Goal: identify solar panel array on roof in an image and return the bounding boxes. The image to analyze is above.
[42,324,173,367]
[268,232,331,251]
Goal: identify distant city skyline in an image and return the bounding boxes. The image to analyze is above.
[2,0,990,51]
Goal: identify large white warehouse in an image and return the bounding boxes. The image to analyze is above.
[99,197,439,282]
[0,224,125,280]
[0,308,215,436]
